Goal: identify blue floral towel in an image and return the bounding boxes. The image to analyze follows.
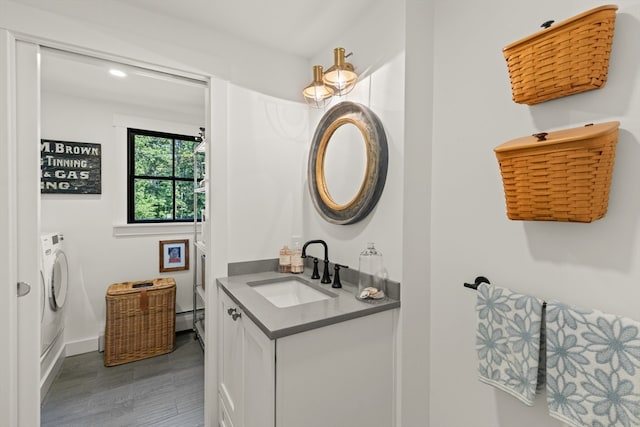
[476,283,545,405]
[546,302,640,427]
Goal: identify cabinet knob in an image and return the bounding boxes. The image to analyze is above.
[232,312,242,321]
[227,307,237,316]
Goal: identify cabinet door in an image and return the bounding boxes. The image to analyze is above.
[218,291,244,427]
[219,397,235,427]
[276,310,396,427]
[243,312,275,427]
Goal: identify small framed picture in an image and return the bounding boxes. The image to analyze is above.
[159,239,189,272]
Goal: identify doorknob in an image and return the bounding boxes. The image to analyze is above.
[17,281,31,297]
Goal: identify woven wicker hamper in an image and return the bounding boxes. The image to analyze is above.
[503,5,617,105]
[494,121,619,222]
[104,277,176,366]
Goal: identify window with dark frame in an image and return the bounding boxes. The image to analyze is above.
[127,128,205,223]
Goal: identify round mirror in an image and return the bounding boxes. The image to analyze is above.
[308,102,388,225]
[322,123,367,206]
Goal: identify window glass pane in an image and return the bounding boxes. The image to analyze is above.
[175,139,194,178]
[134,179,173,220]
[175,140,204,179]
[175,180,204,220]
[134,134,173,177]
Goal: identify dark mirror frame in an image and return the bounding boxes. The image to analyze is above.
[307,101,388,225]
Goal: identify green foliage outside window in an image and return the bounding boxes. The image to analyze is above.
[128,129,205,223]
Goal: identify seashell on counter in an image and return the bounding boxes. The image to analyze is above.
[359,287,386,300]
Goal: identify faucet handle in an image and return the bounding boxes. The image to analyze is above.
[332,264,349,288]
[311,258,320,279]
[321,259,332,284]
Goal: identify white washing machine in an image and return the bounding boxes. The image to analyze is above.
[41,232,69,357]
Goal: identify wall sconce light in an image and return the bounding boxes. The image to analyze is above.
[323,47,357,96]
[303,65,334,108]
[302,47,358,108]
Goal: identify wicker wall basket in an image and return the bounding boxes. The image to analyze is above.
[503,5,618,105]
[104,277,176,366]
[494,121,619,222]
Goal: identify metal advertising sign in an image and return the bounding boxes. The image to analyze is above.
[40,139,102,194]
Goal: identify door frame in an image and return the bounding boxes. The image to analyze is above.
[0,28,222,426]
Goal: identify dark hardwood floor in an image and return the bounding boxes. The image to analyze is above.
[41,331,204,427]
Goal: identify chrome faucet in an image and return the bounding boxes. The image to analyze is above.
[301,239,331,284]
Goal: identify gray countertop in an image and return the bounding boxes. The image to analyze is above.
[216,270,400,340]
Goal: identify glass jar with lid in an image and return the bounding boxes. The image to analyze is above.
[356,242,387,301]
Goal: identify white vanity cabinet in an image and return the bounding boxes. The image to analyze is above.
[218,290,275,427]
[218,287,397,427]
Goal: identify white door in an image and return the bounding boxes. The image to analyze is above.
[0,32,41,426]
[0,28,20,427]
[16,38,42,426]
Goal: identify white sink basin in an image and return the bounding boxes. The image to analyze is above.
[248,277,337,308]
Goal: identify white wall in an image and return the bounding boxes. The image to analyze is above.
[302,55,405,280]
[40,89,204,350]
[226,85,309,262]
[402,1,434,426]
[224,0,406,275]
[426,1,640,426]
[303,0,406,281]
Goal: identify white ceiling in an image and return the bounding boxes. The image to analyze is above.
[41,48,206,115]
[13,0,375,58]
[113,0,374,58]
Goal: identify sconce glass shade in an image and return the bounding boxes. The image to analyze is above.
[303,65,335,108]
[323,47,358,96]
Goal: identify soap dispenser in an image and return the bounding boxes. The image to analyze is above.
[290,235,304,274]
[356,242,387,301]
[279,245,291,273]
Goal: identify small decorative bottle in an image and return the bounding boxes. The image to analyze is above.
[290,236,304,274]
[279,245,291,273]
[356,242,387,301]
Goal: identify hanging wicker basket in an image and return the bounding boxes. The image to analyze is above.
[494,121,619,222]
[503,5,618,105]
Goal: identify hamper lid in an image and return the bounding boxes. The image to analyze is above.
[107,277,176,296]
[494,121,620,153]
[502,4,618,52]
